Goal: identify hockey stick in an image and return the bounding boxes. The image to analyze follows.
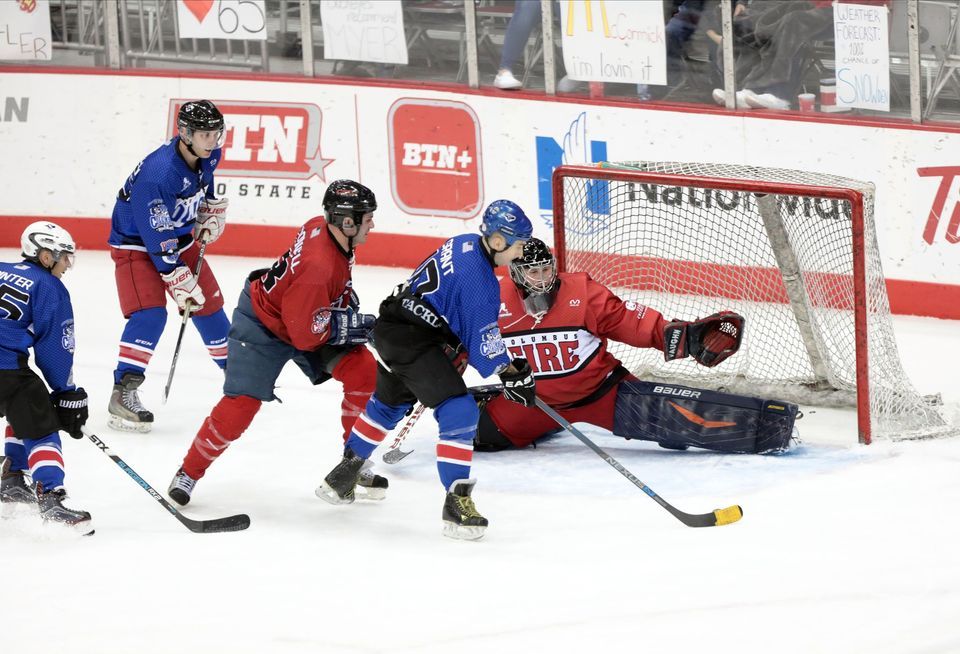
[162,241,207,404]
[381,403,427,464]
[85,430,250,533]
[534,398,743,528]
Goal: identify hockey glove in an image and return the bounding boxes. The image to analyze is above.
[444,343,468,375]
[194,197,228,244]
[663,311,745,368]
[328,307,377,346]
[162,265,206,312]
[499,358,537,407]
[52,388,88,439]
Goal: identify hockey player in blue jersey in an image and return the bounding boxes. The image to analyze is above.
[0,222,93,534]
[316,199,538,540]
[107,100,231,433]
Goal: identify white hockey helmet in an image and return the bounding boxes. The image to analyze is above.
[21,221,76,267]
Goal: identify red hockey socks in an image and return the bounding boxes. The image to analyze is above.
[181,394,261,479]
[332,346,376,442]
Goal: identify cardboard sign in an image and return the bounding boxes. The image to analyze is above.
[321,0,408,65]
[0,0,52,61]
[176,0,267,41]
[559,0,666,85]
[834,3,891,111]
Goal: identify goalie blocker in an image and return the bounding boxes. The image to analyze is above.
[613,381,796,454]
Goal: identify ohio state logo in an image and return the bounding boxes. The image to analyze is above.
[168,100,334,181]
[388,98,483,218]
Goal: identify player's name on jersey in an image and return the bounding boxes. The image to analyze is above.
[0,269,35,290]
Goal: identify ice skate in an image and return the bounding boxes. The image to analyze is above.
[108,372,154,433]
[1,457,36,518]
[442,479,488,541]
[36,483,94,536]
[315,448,365,505]
[167,467,197,506]
[356,459,388,501]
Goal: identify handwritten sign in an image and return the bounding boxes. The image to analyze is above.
[558,0,666,85]
[834,3,890,111]
[321,1,408,66]
[0,0,52,61]
[176,0,267,41]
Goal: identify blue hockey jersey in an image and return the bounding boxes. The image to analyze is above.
[108,137,220,273]
[0,260,77,393]
[403,234,511,378]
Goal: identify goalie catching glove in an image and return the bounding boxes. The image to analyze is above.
[663,311,745,368]
[194,197,228,244]
[161,265,205,312]
[327,307,376,346]
[499,358,536,407]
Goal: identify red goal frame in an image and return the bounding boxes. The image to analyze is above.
[551,165,872,444]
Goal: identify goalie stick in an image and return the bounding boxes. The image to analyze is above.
[85,430,250,533]
[381,403,427,464]
[534,398,743,528]
[162,241,207,404]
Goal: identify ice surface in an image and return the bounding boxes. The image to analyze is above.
[2,248,959,653]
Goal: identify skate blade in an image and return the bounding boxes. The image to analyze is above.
[43,517,96,537]
[355,485,386,501]
[315,482,355,505]
[442,522,486,541]
[108,415,153,433]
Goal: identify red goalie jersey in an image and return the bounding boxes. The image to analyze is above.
[497,272,668,407]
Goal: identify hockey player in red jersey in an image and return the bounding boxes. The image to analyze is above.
[475,238,797,455]
[166,180,381,506]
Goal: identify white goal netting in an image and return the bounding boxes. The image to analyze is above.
[555,161,955,443]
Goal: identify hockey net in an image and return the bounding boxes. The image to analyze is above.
[552,162,955,444]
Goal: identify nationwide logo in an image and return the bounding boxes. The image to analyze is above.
[167,100,334,181]
[388,98,483,218]
[535,112,609,231]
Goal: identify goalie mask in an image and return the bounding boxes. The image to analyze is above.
[509,238,558,318]
[323,180,377,243]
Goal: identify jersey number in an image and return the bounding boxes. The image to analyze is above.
[410,258,440,296]
[260,251,291,293]
[0,284,30,321]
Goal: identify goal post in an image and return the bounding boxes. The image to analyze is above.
[551,162,954,444]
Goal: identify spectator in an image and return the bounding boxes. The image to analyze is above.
[713,0,889,110]
[494,1,546,90]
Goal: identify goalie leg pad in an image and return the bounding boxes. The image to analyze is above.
[613,381,797,454]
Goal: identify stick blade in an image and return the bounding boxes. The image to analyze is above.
[675,504,743,528]
[713,505,743,526]
[382,448,413,465]
[180,513,251,533]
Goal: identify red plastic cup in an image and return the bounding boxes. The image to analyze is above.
[798,93,816,112]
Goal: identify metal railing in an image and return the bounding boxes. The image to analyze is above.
[32,0,960,124]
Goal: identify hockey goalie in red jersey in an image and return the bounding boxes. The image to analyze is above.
[474,238,798,455]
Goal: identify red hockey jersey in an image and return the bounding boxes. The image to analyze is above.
[498,272,667,406]
[250,216,355,351]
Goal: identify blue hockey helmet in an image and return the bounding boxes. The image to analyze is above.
[479,200,533,246]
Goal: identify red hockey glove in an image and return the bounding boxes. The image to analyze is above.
[663,311,745,368]
[443,343,468,375]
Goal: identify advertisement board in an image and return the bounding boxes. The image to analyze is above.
[1,68,959,317]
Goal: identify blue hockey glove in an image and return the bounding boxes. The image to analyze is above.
[328,308,376,346]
